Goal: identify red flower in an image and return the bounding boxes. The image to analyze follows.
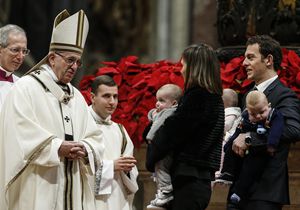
[278,49,300,96]
[221,56,254,94]
[80,89,92,105]
[79,75,95,91]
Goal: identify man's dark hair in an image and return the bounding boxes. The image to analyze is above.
[246,35,282,71]
[91,75,117,94]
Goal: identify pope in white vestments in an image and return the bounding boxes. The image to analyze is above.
[89,75,139,210]
[0,10,104,210]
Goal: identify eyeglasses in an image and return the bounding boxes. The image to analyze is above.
[6,47,30,55]
[55,52,82,68]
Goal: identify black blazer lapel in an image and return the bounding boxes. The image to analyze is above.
[263,78,280,98]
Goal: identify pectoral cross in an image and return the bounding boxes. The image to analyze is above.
[64,116,70,123]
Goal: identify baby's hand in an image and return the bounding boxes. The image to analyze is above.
[152,109,158,117]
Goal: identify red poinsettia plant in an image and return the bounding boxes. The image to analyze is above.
[80,56,184,146]
[80,49,300,146]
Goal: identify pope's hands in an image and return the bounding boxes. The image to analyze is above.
[114,156,137,173]
[58,141,87,160]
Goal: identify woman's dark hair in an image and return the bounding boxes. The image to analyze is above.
[182,43,222,95]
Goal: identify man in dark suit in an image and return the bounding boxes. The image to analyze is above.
[227,35,300,210]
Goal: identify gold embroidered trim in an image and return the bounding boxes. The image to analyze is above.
[54,10,70,27]
[50,42,84,49]
[6,136,56,191]
[76,10,84,47]
[81,140,100,171]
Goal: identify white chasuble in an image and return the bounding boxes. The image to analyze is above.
[0,68,104,210]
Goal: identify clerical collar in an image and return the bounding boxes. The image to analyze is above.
[41,64,71,94]
[0,66,13,77]
[89,105,112,125]
[0,67,13,82]
[41,64,59,82]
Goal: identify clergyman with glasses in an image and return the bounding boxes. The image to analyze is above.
[0,24,29,110]
[0,10,104,210]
